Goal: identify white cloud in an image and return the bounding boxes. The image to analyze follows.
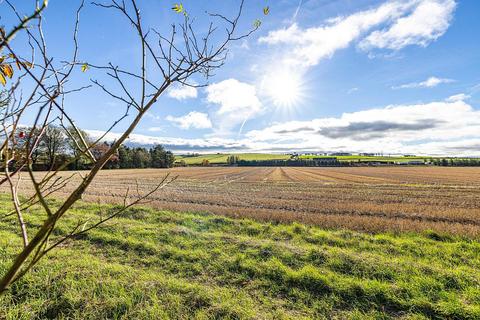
[206,79,263,133]
[347,87,359,94]
[359,0,456,51]
[393,76,454,89]
[86,129,253,153]
[145,112,161,121]
[147,127,164,132]
[167,84,198,100]
[166,111,212,130]
[244,99,480,156]
[87,98,480,156]
[446,93,471,102]
[258,0,456,68]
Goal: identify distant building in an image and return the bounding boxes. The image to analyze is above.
[359,153,376,157]
[329,152,352,156]
[395,160,425,165]
[312,157,338,165]
[407,160,424,165]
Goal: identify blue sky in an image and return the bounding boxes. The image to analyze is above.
[3,0,480,155]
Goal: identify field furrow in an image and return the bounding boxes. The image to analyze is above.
[3,167,480,237]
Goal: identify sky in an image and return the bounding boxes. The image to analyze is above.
[3,0,480,155]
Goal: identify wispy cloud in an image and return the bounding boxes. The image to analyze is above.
[292,0,303,22]
[446,93,471,102]
[166,111,212,130]
[347,87,359,94]
[392,76,454,89]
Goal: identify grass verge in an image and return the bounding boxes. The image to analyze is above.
[1,196,479,319]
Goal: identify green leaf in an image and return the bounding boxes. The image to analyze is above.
[253,19,262,28]
[81,63,89,72]
[263,6,270,15]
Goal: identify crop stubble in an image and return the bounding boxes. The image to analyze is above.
[4,167,480,237]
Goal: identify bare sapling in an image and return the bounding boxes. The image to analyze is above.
[0,0,257,295]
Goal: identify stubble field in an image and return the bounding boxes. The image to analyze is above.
[10,166,480,237]
[2,167,480,319]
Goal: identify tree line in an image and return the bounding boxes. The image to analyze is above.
[220,157,480,167]
[233,158,342,167]
[431,158,480,166]
[2,125,175,170]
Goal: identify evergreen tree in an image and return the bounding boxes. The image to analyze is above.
[132,147,151,168]
[150,144,167,168]
[118,145,133,168]
[227,155,239,165]
[165,151,175,168]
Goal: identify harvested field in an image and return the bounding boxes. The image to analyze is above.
[4,167,480,237]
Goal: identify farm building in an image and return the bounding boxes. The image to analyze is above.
[395,160,425,165]
[312,157,338,165]
[407,160,425,165]
[329,152,352,156]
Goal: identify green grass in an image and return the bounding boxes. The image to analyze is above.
[176,153,291,165]
[298,155,430,163]
[1,196,480,319]
[176,153,230,165]
[175,153,478,165]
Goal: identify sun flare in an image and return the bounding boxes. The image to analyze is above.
[262,68,305,109]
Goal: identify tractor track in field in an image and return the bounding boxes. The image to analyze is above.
[4,166,480,236]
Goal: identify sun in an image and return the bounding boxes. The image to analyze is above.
[261,68,305,109]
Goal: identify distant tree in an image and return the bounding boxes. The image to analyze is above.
[11,126,42,168]
[149,144,174,168]
[66,127,92,170]
[165,151,175,168]
[118,145,133,168]
[202,159,210,167]
[177,159,187,167]
[91,142,119,169]
[132,147,151,168]
[150,144,165,168]
[39,126,67,169]
[227,155,239,165]
[148,145,174,168]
